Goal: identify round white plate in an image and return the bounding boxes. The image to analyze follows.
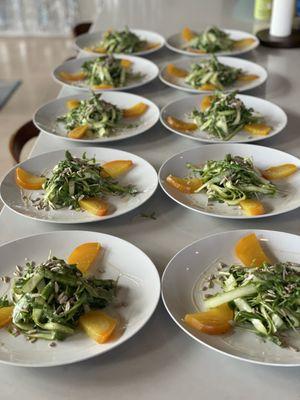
[0,230,160,367]
[166,29,259,57]
[0,147,158,224]
[76,29,165,56]
[53,55,159,92]
[159,144,300,219]
[33,92,160,144]
[162,229,300,367]
[159,56,267,94]
[160,94,287,143]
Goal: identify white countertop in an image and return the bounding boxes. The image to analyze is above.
[1,0,300,398]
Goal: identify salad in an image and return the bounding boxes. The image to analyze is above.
[16,151,137,217]
[56,94,149,140]
[59,56,141,89]
[184,233,300,349]
[185,56,242,90]
[190,92,269,140]
[85,27,154,54]
[166,154,297,216]
[0,242,119,343]
[181,26,256,54]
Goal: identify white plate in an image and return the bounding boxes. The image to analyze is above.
[0,147,158,224]
[166,29,259,57]
[159,144,300,219]
[160,94,287,143]
[33,92,160,144]
[0,230,160,367]
[162,229,300,367]
[53,55,159,92]
[159,57,267,94]
[76,29,165,56]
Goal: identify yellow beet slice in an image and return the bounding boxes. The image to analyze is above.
[262,164,298,180]
[237,74,259,82]
[240,199,265,216]
[16,167,46,190]
[244,123,272,136]
[0,306,13,328]
[182,27,196,41]
[79,198,109,216]
[59,71,86,81]
[166,63,188,78]
[144,42,160,50]
[198,83,217,91]
[184,304,233,335]
[233,38,256,49]
[166,175,203,193]
[84,46,106,54]
[166,116,197,132]
[187,47,206,54]
[102,160,133,178]
[91,84,114,89]
[68,242,101,274]
[200,95,213,111]
[67,124,89,139]
[79,310,117,343]
[120,59,133,69]
[123,103,149,118]
[235,233,271,267]
[66,99,80,110]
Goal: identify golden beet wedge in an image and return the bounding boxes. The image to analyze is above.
[244,123,271,136]
[16,168,46,190]
[198,83,217,91]
[102,160,133,178]
[166,64,188,78]
[235,233,271,267]
[240,199,265,216]
[166,175,203,193]
[200,95,213,111]
[123,103,148,118]
[0,306,14,328]
[166,116,197,132]
[237,74,259,82]
[66,99,80,110]
[68,242,101,274]
[184,304,233,335]
[91,84,113,89]
[59,71,86,81]
[182,27,196,41]
[68,125,89,139]
[79,198,109,217]
[120,59,132,69]
[79,310,117,343]
[233,38,256,49]
[262,164,297,180]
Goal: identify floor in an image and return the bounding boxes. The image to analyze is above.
[0,36,74,179]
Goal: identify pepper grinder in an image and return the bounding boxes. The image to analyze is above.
[256,0,300,47]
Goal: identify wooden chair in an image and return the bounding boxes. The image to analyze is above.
[8,22,92,164]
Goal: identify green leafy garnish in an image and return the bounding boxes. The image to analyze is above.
[10,257,116,341]
[186,153,277,205]
[185,55,242,89]
[190,92,262,140]
[204,261,300,348]
[185,26,234,53]
[42,151,137,210]
[57,93,123,138]
[96,27,146,54]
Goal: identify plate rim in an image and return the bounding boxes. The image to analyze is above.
[161,228,300,367]
[75,28,166,56]
[159,93,287,144]
[0,147,159,224]
[33,91,160,144]
[158,143,300,219]
[0,229,161,367]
